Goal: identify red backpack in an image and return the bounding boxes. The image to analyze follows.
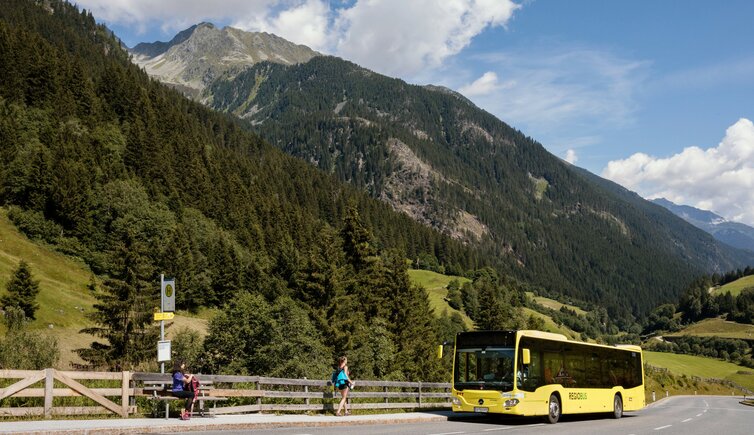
[188,375,200,399]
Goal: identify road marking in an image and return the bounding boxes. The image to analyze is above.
[682,418,692,422]
[654,425,672,430]
[483,428,512,432]
[696,413,702,417]
[428,432,465,435]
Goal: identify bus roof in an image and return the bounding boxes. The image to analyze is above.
[459,330,642,353]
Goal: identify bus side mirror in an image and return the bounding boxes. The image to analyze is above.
[522,348,531,365]
[437,344,444,359]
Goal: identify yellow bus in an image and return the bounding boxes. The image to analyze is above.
[448,330,644,423]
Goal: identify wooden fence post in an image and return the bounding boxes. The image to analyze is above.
[121,371,130,417]
[44,369,54,419]
[384,385,388,404]
[256,381,261,411]
[304,378,309,406]
[418,381,422,407]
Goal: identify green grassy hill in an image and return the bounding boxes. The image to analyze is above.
[645,350,754,391]
[713,275,754,297]
[525,291,588,316]
[408,269,472,328]
[409,269,581,338]
[0,207,207,368]
[521,307,580,340]
[665,317,754,340]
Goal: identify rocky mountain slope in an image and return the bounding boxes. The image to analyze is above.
[652,198,754,253]
[129,23,319,98]
[132,26,754,323]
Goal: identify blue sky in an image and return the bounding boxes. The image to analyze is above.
[78,0,754,224]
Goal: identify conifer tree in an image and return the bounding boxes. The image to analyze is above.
[77,235,159,370]
[1,260,40,319]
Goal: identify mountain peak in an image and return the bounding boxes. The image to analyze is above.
[129,24,320,97]
[652,198,754,252]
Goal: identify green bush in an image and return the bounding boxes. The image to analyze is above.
[7,206,63,244]
[0,307,59,369]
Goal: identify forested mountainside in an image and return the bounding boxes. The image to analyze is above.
[199,55,754,324]
[0,0,492,378]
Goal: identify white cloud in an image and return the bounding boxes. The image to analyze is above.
[77,0,520,77]
[564,149,578,164]
[232,0,332,51]
[76,0,273,37]
[460,46,649,135]
[334,0,520,77]
[459,71,508,97]
[602,118,754,225]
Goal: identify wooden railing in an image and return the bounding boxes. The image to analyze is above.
[0,369,451,418]
[131,373,452,414]
[0,369,132,418]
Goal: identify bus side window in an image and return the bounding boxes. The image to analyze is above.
[585,352,601,388]
[543,352,560,384]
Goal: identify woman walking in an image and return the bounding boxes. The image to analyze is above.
[334,356,354,416]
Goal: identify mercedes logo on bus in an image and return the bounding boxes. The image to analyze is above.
[478,399,484,405]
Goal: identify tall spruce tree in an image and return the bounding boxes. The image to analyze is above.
[1,260,40,320]
[77,235,159,370]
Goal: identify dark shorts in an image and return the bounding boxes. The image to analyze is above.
[337,383,349,391]
[172,390,194,409]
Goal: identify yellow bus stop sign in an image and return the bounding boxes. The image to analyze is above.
[154,312,175,321]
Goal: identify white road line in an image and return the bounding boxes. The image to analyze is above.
[696,413,702,417]
[682,418,692,422]
[654,425,672,430]
[483,428,512,432]
[428,432,465,435]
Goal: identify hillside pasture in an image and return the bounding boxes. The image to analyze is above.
[521,307,580,340]
[665,317,754,341]
[713,275,754,297]
[525,291,588,316]
[644,350,754,391]
[408,269,472,328]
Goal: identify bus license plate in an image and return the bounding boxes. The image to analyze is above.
[474,407,489,413]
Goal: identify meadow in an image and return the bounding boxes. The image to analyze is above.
[644,350,754,391]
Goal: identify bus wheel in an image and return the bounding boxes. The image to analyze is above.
[612,394,623,419]
[546,394,561,424]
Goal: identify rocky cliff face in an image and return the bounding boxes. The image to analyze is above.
[129,23,319,97]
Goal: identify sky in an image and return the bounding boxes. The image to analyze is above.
[76,0,754,225]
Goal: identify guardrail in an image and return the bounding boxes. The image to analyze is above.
[0,369,451,418]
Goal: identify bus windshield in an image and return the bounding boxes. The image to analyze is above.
[454,347,515,391]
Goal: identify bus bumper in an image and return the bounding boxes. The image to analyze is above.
[451,390,532,416]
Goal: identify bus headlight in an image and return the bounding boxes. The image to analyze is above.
[504,399,519,407]
[452,397,462,405]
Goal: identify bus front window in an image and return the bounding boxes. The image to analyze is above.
[454,347,515,391]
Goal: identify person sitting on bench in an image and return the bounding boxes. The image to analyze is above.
[171,360,195,420]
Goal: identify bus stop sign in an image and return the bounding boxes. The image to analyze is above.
[161,277,175,312]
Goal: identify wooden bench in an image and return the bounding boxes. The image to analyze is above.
[141,380,228,419]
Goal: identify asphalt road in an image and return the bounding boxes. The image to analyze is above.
[175,396,752,435]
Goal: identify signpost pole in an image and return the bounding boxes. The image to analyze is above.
[160,274,167,419]
[160,274,165,375]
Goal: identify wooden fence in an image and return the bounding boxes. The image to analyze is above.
[0,369,132,418]
[0,369,450,418]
